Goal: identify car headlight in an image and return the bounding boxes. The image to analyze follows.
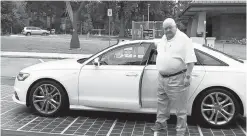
[17,72,30,81]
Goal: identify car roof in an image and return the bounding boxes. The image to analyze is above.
[118,39,201,49]
[117,39,244,65]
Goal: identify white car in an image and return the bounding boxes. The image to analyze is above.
[22,27,50,36]
[13,39,246,127]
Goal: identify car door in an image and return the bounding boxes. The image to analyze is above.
[79,42,152,110]
[31,27,38,35]
[36,27,43,35]
[141,45,206,112]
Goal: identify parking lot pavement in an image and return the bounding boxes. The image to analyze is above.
[1,84,246,136]
[1,57,246,136]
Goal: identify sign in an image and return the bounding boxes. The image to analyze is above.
[107,9,112,16]
[143,29,154,39]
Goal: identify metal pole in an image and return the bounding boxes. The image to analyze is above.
[148,4,150,29]
[204,20,206,46]
[109,16,110,46]
[65,17,66,35]
[81,21,82,35]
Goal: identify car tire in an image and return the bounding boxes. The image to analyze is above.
[26,32,31,36]
[42,33,48,36]
[29,80,69,117]
[194,87,240,128]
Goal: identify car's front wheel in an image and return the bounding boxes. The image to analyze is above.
[194,88,240,128]
[29,80,69,116]
[26,32,31,36]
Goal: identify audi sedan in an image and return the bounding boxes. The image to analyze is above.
[13,39,246,127]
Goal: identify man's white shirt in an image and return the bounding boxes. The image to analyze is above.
[155,29,197,75]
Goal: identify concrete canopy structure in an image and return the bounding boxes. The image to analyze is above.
[178,0,246,41]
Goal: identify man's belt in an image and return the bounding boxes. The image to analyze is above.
[160,69,187,78]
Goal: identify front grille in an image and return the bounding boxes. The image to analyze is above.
[14,91,19,100]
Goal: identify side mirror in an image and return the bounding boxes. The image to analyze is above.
[93,57,100,66]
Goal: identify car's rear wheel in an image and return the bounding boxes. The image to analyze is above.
[42,33,48,36]
[29,80,69,116]
[194,88,240,128]
[26,32,31,36]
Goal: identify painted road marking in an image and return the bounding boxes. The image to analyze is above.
[197,125,204,136]
[1,94,13,100]
[60,117,79,134]
[106,119,117,136]
[1,105,22,115]
[38,59,44,63]
[237,122,246,135]
[17,117,39,131]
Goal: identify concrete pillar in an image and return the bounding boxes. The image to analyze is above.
[186,18,193,37]
[197,12,206,36]
[191,15,198,37]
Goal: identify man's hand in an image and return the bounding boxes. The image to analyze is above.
[184,76,191,87]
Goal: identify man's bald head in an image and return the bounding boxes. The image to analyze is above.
[163,18,177,40]
[163,18,176,28]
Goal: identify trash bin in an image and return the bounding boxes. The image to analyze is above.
[50,29,55,34]
[206,37,216,48]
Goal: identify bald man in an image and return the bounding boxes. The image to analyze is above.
[151,18,197,136]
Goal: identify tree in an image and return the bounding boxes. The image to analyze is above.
[1,1,15,34]
[65,1,84,49]
[1,1,29,34]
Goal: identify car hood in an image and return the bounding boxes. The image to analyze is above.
[21,59,82,72]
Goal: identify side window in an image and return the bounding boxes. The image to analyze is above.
[86,43,151,65]
[148,49,157,65]
[99,43,149,65]
[195,49,227,66]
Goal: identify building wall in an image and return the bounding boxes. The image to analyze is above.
[191,15,198,37]
[219,14,246,40]
[212,16,221,39]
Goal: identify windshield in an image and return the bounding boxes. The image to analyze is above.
[202,45,244,63]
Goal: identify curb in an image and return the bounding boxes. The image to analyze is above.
[1,52,92,59]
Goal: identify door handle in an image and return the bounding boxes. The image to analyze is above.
[126,73,138,77]
[192,74,199,77]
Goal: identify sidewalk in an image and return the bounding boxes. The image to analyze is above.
[1,51,92,59]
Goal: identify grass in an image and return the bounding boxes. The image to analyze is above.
[1,36,246,60]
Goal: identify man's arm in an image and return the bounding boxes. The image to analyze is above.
[184,38,197,79]
[186,63,194,79]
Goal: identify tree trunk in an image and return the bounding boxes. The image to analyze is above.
[119,11,125,38]
[70,12,80,49]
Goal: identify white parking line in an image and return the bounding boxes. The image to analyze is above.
[237,123,247,135]
[197,125,204,136]
[106,119,118,136]
[38,59,44,63]
[1,105,22,115]
[17,117,39,131]
[60,117,79,134]
[1,94,13,100]
[1,100,15,102]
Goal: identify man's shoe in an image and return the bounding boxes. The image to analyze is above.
[151,122,167,131]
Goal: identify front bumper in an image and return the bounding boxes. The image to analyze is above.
[13,77,30,106]
[12,95,26,105]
